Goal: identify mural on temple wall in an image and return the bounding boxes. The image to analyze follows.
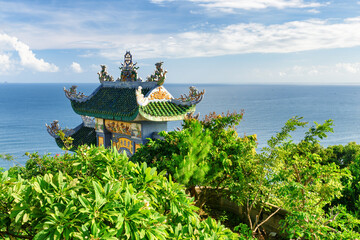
[113,137,134,155]
[105,120,141,138]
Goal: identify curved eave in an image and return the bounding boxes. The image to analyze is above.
[54,123,96,150]
[65,84,102,103]
[171,94,204,106]
[139,104,196,122]
[68,84,153,121]
[71,102,140,121]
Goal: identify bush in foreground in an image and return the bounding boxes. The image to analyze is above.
[132,113,360,239]
[0,146,239,239]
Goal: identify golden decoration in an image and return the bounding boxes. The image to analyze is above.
[98,136,104,146]
[105,120,141,138]
[113,137,133,154]
[149,87,171,100]
[135,144,142,152]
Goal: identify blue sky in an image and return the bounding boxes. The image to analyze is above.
[1,0,360,84]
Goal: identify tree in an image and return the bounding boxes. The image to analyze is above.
[320,142,360,217]
[0,146,239,239]
[132,111,257,210]
[133,114,359,238]
[265,118,358,239]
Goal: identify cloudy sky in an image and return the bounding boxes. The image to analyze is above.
[1,0,360,84]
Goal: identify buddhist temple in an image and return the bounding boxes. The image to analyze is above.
[47,51,204,156]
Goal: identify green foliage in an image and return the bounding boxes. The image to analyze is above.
[320,142,360,168]
[133,118,213,188]
[133,112,260,236]
[0,153,14,162]
[0,146,238,239]
[57,129,74,151]
[270,119,348,212]
[264,118,357,239]
[234,223,254,239]
[3,112,360,239]
[132,111,257,205]
[170,119,212,186]
[282,205,360,239]
[319,142,360,216]
[133,114,358,238]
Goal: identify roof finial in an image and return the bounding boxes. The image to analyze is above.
[119,51,139,82]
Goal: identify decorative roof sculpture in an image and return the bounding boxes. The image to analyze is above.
[146,62,167,85]
[47,51,205,156]
[119,51,140,82]
[98,65,114,83]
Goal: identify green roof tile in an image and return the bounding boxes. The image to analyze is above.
[70,87,151,121]
[55,125,96,151]
[68,84,196,121]
[139,101,195,121]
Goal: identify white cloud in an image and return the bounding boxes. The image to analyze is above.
[307,8,320,13]
[0,33,58,73]
[1,1,360,61]
[150,0,175,4]
[99,17,360,59]
[79,52,95,58]
[336,63,360,73]
[195,0,324,11]
[152,0,325,11]
[90,64,100,71]
[308,68,319,76]
[276,62,360,78]
[279,71,286,77]
[0,54,13,74]
[70,62,83,73]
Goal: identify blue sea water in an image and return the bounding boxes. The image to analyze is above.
[1,83,360,169]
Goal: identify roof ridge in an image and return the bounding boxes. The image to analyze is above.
[101,81,158,89]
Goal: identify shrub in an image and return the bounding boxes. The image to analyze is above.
[133,114,360,238]
[0,146,238,239]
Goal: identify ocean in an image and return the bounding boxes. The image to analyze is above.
[1,83,360,169]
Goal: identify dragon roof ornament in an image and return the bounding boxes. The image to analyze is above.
[146,62,167,86]
[172,86,205,106]
[98,65,114,83]
[46,120,60,138]
[64,85,88,101]
[97,54,171,85]
[46,120,75,138]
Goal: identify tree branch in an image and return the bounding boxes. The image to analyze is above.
[323,212,340,226]
[246,199,253,230]
[253,207,281,234]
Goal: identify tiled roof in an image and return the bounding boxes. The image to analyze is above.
[70,87,151,121]
[55,125,96,150]
[139,101,195,121]
[68,83,197,121]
